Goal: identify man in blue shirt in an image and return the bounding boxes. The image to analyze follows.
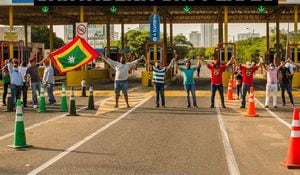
[178,59,201,108]
[6,59,23,107]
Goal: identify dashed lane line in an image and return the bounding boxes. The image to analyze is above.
[216,103,241,175]
[27,96,152,175]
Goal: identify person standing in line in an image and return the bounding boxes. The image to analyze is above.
[103,55,145,108]
[177,59,201,108]
[239,60,261,108]
[202,57,234,108]
[18,61,28,107]
[260,56,284,108]
[6,59,23,107]
[1,63,10,106]
[151,58,175,108]
[234,67,242,100]
[26,55,41,109]
[42,58,56,105]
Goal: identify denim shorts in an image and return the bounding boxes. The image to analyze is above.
[114,80,128,94]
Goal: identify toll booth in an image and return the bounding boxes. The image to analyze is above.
[166,47,174,64]
[149,46,162,63]
[219,48,233,64]
[265,48,276,65]
[0,41,31,67]
[104,47,120,61]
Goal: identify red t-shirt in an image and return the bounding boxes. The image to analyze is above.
[240,65,258,85]
[207,64,227,85]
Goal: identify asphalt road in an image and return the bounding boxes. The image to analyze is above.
[0,67,300,175]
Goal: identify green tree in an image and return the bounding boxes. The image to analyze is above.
[173,34,192,59]
[124,30,149,56]
[31,25,64,49]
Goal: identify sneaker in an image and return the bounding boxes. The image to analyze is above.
[33,105,38,109]
[194,105,198,108]
[23,104,27,107]
[291,103,295,107]
[240,105,245,109]
[2,103,6,106]
[264,105,269,108]
[162,105,166,108]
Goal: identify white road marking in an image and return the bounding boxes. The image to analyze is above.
[216,103,241,175]
[255,98,291,128]
[0,87,141,142]
[27,96,152,175]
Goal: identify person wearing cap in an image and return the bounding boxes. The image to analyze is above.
[26,55,41,109]
[103,55,145,108]
[2,61,10,106]
[202,57,234,108]
[260,56,285,108]
[42,58,56,105]
[151,58,175,108]
[18,61,28,107]
[178,59,201,108]
[239,59,261,108]
[6,58,23,107]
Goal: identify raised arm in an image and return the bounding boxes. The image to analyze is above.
[259,56,267,70]
[196,59,201,69]
[166,58,175,70]
[102,55,118,68]
[226,56,234,67]
[127,55,144,68]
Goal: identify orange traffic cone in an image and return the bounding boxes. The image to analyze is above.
[245,87,258,117]
[282,107,300,169]
[227,80,233,100]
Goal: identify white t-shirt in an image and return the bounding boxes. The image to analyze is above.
[266,67,279,84]
[106,58,138,81]
[18,66,27,82]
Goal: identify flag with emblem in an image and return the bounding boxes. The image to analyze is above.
[50,36,99,74]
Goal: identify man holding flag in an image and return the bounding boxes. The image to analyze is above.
[103,55,145,108]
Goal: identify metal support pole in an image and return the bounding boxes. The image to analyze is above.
[224,7,228,62]
[266,22,270,51]
[9,6,14,58]
[121,22,125,50]
[294,5,298,63]
[49,15,54,52]
[276,15,280,58]
[24,24,28,47]
[170,23,173,48]
[163,16,167,66]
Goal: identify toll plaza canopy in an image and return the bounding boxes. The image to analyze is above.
[0,0,299,25]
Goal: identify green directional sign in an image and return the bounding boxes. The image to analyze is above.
[110,6,118,14]
[183,6,191,14]
[42,6,49,14]
[257,6,265,13]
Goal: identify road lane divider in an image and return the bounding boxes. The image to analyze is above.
[27,96,152,175]
[216,103,240,175]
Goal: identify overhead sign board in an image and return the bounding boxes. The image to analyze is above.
[4,32,18,41]
[34,0,278,6]
[279,0,300,4]
[150,14,160,42]
[76,22,88,41]
[0,0,33,5]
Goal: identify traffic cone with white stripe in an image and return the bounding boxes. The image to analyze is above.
[67,87,79,116]
[282,107,300,169]
[8,99,32,149]
[81,79,87,97]
[38,84,46,112]
[87,86,95,110]
[5,86,13,112]
[227,79,233,100]
[245,86,258,117]
[61,84,68,112]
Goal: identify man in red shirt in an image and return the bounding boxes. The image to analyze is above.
[202,57,234,108]
[239,60,261,108]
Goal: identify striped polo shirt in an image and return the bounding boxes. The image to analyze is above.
[152,66,166,84]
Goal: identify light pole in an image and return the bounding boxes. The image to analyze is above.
[246,27,254,44]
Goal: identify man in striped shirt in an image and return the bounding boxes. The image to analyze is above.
[152,58,175,108]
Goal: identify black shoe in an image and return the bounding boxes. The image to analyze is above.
[282,103,286,106]
[210,105,215,108]
[222,105,226,108]
[274,106,278,108]
[23,104,27,107]
[264,105,269,108]
[187,105,191,108]
[156,104,159,108]
[240,105,245,109]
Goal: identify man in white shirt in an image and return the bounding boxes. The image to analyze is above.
[103,55,144,108]
[18,61,28,107]
[42,59,56,105]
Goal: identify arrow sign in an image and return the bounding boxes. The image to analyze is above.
[42,6,49,13]
[183,6,191,14]
[110,6,117,14]
[257,6,265,13]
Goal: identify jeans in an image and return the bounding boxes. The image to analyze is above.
[31,82,40,105]
[241,84,251,107]
[2,82,9,104]
[47,83,56,103]
[265,84,278,106]
[236,84,241,98]
[184,84,197,106]
[154,83,165,106]
[211,84,225,107]
[280,83,294,105]
[21,82,28,106]
[11,85,21,106]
